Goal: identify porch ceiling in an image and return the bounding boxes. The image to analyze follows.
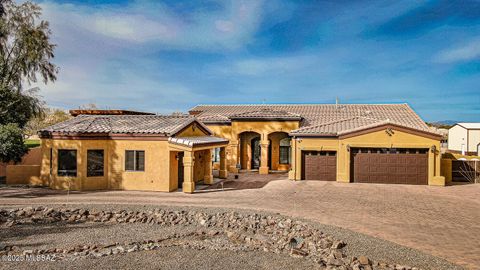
[168,136,229,148]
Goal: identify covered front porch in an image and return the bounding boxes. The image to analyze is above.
[168,136,229,193]
[236,131,292,174]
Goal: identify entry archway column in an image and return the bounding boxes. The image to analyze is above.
[227,139,239,173]
[182,151,195,193]
[219,147,228,179]
[259,139,270,174]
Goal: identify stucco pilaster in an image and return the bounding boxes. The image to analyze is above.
[288,138,297,180]
[219,147,228,179]
[227,140,239,173]
[182,151,195,193]
[259,140,270,174]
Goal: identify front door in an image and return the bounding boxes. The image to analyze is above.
[251,137,261,169]
[177,152,184,188]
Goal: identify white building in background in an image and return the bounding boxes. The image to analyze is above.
[448,123,480,155]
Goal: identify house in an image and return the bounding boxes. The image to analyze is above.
[38,115,229,193]
[191,103,445,186]
[448,123,480,156]
[37,103,446,193]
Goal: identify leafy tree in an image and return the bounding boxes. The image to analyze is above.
[0,1,5,17]
[0,0,58,90]
[0,85,44,128]
[0,123,28,163]
[0,0,57,163]
[25,107,71,137]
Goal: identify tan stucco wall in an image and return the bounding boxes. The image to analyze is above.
[441,158,452,184]
[41,139,173,191]
[289,128,445,186]
[39,122,216,192]
[6,165,41,185]
[177,123,210,137]
[1,147,42,177]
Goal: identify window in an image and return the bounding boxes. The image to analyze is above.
[279,138,291,164]
[213,148,220,162]
[58,150,77,177]
[125,150,145,171]
[87,150,104,177]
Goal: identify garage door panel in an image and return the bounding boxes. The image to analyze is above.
[352,148,428,185]
[302,151,336,181]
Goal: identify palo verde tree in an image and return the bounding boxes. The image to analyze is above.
[0,0,58,163]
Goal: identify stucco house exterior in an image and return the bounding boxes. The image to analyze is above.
[447,123,480,156]
[191,104,445,186]
[38,103,445,193]
[38,115,229,193]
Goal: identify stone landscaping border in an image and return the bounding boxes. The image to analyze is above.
[0,206,420,270]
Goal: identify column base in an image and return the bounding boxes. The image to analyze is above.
[204,175,213,185]
[429,176,446,186]
[182,182,195,193]
[259,166,269,175]
[228,165,238,173]
[219,170,228,179]
[288,170,296,180]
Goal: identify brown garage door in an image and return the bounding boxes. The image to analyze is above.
[302,151,336,181]
[351,148,428,185]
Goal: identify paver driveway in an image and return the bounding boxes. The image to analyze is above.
[1,173,479,269]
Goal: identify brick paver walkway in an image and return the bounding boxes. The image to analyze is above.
[1,173,479,269]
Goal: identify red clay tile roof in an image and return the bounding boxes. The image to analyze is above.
[39,115,212,137]
[229,108,302,120]
[190,104,433,136]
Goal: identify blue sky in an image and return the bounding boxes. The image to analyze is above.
[34,0,480,122]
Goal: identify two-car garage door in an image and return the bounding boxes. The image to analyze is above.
[351,148,428,185]
[301,148,429,185]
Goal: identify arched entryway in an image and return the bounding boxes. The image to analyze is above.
[267,132,291,171]
[238,131,262,171]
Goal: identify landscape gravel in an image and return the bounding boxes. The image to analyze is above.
[0,204,463,270]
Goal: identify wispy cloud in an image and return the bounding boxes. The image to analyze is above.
[41,0,265,51]
[217,55,320,76]
[29,0,480,122]
[435,39,480,63]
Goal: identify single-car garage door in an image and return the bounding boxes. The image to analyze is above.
[302,151,336,181]
[351,148,428,185]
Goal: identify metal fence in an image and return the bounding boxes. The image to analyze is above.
[452,160,480,183]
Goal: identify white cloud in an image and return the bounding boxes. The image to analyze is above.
[435,39,480,63]
[40,0,264,51]
[219,55,321,76]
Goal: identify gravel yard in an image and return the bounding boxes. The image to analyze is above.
[1,247,321,270]
[0,204,463,270]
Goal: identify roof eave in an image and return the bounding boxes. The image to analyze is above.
[229,117,302,121]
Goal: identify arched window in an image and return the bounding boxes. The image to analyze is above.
[279,137,291,164]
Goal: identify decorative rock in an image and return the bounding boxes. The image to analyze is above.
[290,248,308,257]
[331,240,345,249]
[0,206,417,269]
[358,255,370,265]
